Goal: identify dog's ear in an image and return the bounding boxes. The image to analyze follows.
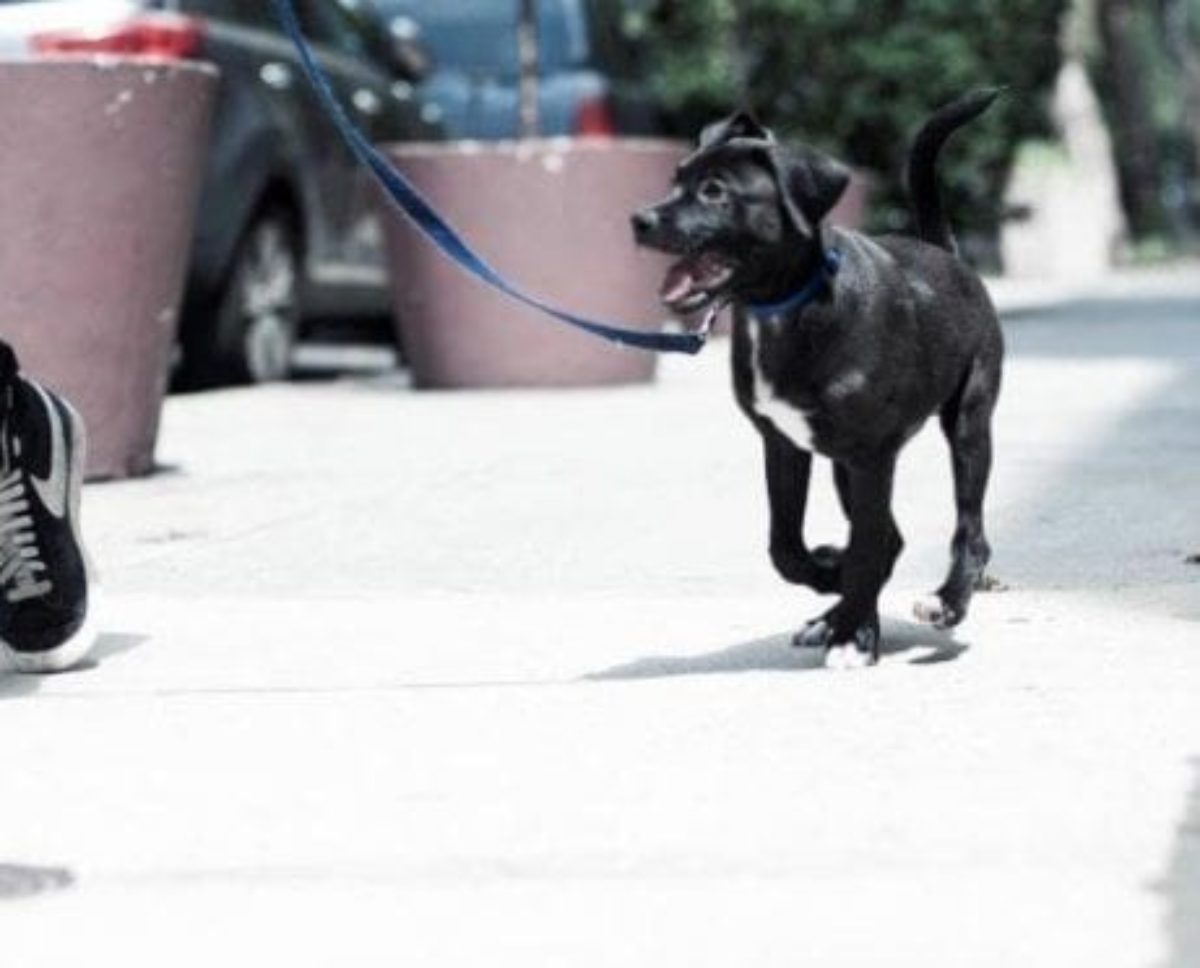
[698,111,773,149]
[767,145,851,239]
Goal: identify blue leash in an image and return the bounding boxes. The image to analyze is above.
[269,0,706,356]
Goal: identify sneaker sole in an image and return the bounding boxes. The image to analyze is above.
[2,593,99,674]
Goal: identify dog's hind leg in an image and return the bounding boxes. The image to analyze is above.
[763,428,840,593]
[915,349,1001,628]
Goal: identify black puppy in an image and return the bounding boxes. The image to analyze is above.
[632,89,1004,669]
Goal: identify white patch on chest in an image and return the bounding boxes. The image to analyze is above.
[747,317,815,451]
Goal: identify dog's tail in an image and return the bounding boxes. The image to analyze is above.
[906,87,1004,254]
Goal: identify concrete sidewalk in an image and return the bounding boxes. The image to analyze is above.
[1,268,1198,966]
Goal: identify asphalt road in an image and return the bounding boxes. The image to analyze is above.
[1,268,1197,966]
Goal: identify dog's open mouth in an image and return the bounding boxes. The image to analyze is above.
[659,251,736,315]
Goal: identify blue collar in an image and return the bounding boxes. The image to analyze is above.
[747,248,842,319]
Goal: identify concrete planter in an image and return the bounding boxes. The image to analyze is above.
[829,172,872,234]
[0,58,215,479]
[379,139,687,389]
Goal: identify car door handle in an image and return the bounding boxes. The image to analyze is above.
[352,88,383,117]
[260,62,294,91]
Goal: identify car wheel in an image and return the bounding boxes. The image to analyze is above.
[223,211,301,384]
[179,209,301,388]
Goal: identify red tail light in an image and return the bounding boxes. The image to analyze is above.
[575,96,616,138]
[32,14,204,60]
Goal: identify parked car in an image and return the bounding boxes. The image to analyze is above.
[0,0,442,386]
[370,0,662,140]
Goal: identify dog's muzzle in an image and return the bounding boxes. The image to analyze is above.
[631,207,660,247]
[631,205,735,316]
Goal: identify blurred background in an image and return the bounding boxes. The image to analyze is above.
[642,0,1200,273]
[0,0,1195,401]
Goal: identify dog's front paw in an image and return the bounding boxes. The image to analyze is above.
[792,611,879,669]
[824,640,877,671]
[792,616,835,649]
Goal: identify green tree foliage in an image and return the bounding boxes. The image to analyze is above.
[1090,0,1200,243]
[645,0,1071,262]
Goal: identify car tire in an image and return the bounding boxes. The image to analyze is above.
[178,209,302,388]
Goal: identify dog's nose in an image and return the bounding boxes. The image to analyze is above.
[631,208,658,243]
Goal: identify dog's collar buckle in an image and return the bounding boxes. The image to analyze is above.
[747,247,842,320]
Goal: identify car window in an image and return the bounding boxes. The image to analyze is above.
[377,0,588,77]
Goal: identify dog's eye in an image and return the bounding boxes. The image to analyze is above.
[697,179,727,203]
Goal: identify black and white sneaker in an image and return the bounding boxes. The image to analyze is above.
[0,348,95,673]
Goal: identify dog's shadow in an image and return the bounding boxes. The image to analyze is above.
[586,618,966,681]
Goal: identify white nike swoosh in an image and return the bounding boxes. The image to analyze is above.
[29,383,68,519]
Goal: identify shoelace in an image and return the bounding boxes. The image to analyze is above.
[0,469,50,603]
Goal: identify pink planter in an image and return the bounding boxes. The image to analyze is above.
[828,172,872,233]
[0,58,215,479]
[379,139,687,389]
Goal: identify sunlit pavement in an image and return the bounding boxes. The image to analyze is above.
[1,268,1197,967]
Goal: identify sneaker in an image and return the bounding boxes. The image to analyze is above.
[0,347,95,673]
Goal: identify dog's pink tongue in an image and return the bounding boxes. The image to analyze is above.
[660,262,695,304]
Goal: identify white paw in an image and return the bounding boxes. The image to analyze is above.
[913,594,949,628]
[823,644,875,671]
